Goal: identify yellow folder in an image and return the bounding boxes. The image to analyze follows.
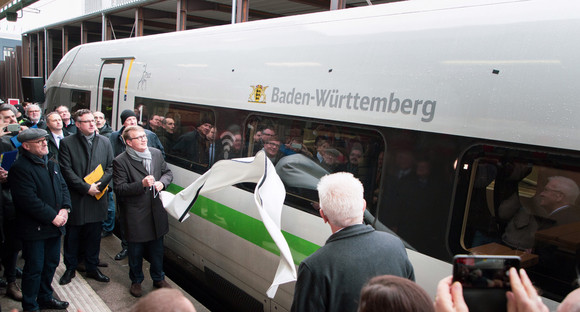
[84,164,108,200]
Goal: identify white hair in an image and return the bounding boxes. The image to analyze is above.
[317,172,364,228]
[25,103,40,114]
[549,176,580,205]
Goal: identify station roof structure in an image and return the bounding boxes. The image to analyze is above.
[17,0,398,37]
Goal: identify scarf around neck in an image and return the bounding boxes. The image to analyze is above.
[127,146,152,174]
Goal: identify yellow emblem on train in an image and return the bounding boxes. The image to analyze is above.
[249,85,268,104]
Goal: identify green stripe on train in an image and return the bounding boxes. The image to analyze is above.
[166,183,320,265]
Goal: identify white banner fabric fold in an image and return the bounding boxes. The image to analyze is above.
[160,151,297,298]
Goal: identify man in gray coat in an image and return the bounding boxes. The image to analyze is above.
[113,125,173,298]
[58,109,113,285]
[290,172,415,312]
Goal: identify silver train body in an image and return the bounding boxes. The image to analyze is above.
[44,0,580,310]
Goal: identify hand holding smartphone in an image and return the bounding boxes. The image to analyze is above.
[452,255,520,312]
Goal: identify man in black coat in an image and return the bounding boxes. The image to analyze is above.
[290,172,415,312]
[9,128,71,311]
[58,109,113,285]
[113,125,173,298]
[109,109,165,261]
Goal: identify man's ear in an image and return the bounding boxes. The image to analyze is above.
[319,209,329,224]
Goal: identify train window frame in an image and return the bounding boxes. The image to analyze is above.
[241,113,385,217]
[133,97,217,174]
[449,144,580,301]
[45,87,90,113]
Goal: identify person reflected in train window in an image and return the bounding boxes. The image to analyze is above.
[172,116,213,165]
[358,275,434,312]
[144,114,162,133]
[158,117,178,154]
[321,147,341,173]
[503,175,580,250]
[281,136,313,158]
[314,136,329,164]
[253,125,275,156]
[337,143,363,176]
[290,172,414,312]
[263,135,285,166]
[56,106,77,134]
[207,126,219,166]
[391,158,449,256]
[536,176,580,228]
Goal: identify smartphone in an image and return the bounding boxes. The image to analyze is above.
[452,255,520,312]
[6,123,20,132]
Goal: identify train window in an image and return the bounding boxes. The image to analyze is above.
[453,145,580,301]
[242,115,383,215]
[133,97,216,174]
[100,78,115,125]
[44,87,90,113]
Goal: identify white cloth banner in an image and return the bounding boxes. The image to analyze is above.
[160,151,297,298]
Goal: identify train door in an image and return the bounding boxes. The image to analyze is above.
[97,60,125,129]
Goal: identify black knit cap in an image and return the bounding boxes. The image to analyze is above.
[120,109,137,125]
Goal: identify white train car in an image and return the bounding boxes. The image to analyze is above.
[45,0,580,310]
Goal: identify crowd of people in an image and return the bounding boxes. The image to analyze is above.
[1,102,580,312]
[0,103,176,311]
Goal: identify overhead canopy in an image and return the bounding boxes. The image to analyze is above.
[0,0,38,21]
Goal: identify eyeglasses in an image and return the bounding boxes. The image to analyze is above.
[78,119,96,124]
[29,138,47,144]
[266,142,280,148]
[129,134,147,141]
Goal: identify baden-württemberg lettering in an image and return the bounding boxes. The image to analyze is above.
[270,87,436,122]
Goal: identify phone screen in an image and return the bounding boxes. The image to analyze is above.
[453,255,520,289]
[452,255,521,312]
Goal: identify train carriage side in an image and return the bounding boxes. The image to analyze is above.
[43,0,580,311]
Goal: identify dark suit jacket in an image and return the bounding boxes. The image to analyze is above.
[8,150,71,240]
[291,224,415,312]
[113,148,173,243]
[46,129,70,163]
[59,132,114,225]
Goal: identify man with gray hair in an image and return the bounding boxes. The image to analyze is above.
[290,172,414,312]
[23,103,46,129]
[537,176,580,228]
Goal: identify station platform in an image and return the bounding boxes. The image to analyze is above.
[0,234,210,312]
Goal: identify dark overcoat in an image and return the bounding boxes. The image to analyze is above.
[8,150,71,240]
[113,147,173,243]
[290,224,415,312]
[59,132,113,225]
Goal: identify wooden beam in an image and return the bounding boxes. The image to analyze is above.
[135,7,144,37]
[21,34,30,77]
[62,26,69,55]
[236,0,249,23]
[177,0,187,31]
[330,0,346,10]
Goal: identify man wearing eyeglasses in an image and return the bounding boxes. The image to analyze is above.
[8,128,71,311]
[58,109,114,286]
[22,103,46,129]
[113,125,173,298]
[263,135,284,166]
